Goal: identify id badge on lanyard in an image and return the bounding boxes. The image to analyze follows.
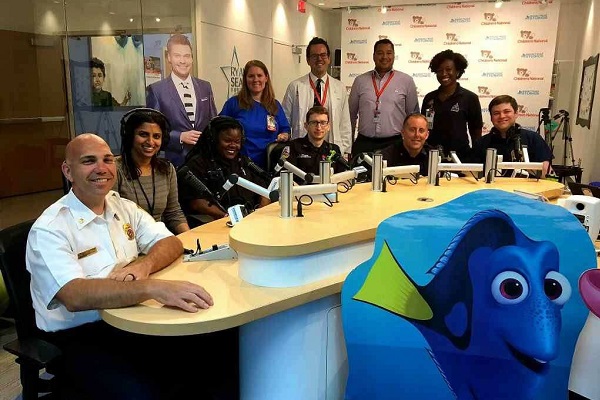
[266,115,276,132]
[372,71,394,125]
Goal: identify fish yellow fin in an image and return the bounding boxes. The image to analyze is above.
[353,241,433,321]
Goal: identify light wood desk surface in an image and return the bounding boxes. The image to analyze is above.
[230,177,564,257]
[101,178,564,336]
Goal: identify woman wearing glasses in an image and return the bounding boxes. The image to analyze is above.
[285,106,346,184]
[220,60,290,169]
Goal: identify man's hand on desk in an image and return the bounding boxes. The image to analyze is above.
[149,280,214,312]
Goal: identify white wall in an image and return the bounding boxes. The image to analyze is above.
[196,0,337,110]
[565,0,600,182]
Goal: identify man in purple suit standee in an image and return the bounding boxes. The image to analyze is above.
[146,34,217,167]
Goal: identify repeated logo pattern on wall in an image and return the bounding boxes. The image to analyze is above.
[341,2,559,133]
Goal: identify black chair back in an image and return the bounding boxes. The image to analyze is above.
[0,220,37,339]
[266,141,289,174]
[0,220,62,399]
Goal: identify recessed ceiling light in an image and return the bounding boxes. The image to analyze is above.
[318,2,325,4]
[129,18,134,22]
[155,17,161,22]
[109,11,115,15]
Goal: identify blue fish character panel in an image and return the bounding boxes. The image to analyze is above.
[341,190,595,400]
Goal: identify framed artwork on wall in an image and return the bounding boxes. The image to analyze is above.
[576,53,599,128]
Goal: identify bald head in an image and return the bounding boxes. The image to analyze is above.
[64,133,109,164]
[62,134,116,212]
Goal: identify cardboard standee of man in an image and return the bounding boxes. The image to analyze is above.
[146,34,217,167]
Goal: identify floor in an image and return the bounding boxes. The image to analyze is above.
[0,189,64,400]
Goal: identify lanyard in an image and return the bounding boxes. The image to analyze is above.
[309,76,329,106]
[135,168,156,217]
[371,71,394,112]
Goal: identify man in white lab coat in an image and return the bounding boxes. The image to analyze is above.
[282,37,352,157]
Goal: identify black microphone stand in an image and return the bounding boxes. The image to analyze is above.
[539,108,552,147]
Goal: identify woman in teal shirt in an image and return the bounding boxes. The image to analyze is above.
[220,60,290,169]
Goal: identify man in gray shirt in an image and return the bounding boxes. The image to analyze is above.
[349,39,420,155]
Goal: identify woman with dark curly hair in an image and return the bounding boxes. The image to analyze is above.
[114,108,189,234]
[421,49,483,160]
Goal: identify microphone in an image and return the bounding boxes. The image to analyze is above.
[509,129,523,162]
[244,157,272,181]
[327,150,351,170]
[177,166,227,212]
[357,153,373,166]
[279,160,310,182]
[226,174,279,202]
[273,146,291,173]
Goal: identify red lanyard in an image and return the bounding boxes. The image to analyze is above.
[372,71,394,111]
[309,76,329,106]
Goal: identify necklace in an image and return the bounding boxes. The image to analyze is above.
[134,167,156,216]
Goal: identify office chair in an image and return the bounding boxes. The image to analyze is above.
[0,220,62,400]
[265,141,288,174]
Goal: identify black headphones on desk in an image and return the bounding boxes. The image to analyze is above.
[120,108,171,150]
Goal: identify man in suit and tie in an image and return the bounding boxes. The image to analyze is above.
[146,34,217,167]
[282,37,352,157]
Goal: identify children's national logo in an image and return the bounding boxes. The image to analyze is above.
[518,30,549,43]
[479,50,507,62]
[410,15,437,28]
[346,19,370,30]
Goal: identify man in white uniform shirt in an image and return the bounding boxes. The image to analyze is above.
[349,38,420,155]
[283,37,352,157]
[26,134,226,399]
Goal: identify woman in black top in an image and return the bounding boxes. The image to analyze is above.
[179,116,271,220]
[421,50,483,161]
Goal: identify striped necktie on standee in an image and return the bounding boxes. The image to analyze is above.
[181,82,195,124]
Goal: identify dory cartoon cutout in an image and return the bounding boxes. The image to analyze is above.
[342,190,594,400]
[355,210,571,399]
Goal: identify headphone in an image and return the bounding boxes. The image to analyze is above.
[203,116,245,149]
[120,107,171,151]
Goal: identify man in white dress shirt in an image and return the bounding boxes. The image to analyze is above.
[26,133,221,399]
[282,37,352,157]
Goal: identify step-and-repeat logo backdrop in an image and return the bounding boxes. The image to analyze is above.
[341,2,559,134]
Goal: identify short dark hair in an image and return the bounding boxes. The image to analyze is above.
[428,49,469,78]
[306,37,330,59]
[488,95,518,114]
[373,39,394,53]
[305,106,329,123]
[403,112,428,129]
[167,34,192,53]
[90,57,106,76]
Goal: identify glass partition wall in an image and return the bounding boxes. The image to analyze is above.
[0,0,194,198]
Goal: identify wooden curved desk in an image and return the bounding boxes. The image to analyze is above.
[101,177,564,400]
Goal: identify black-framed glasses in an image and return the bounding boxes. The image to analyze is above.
[309,53,329,61]
[307,120,329,127]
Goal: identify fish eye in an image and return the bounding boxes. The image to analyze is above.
[491,271,529,304]
[544,271,571,306]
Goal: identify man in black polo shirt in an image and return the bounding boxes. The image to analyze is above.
[470,95,552,177]
[379,113,431,176]
[286,106,347,183]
